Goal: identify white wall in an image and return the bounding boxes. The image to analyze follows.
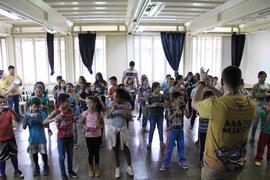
[241,31,270,84]
[106,35,128,82]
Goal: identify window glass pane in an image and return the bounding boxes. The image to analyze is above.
[153,37,165,81]
[22,38,35,83]
[141,36,152,81]
[35,38,48,82]
[192,36,222,77]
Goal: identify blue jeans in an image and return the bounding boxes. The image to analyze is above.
[163,130,186,166]
[57,136,74,176]
[141,104,148,128]
[148,113,164,144]
[8,95,20,115]
[0,157,19,175]
[73,123,78,145]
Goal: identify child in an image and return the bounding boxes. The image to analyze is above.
[0,96,24,179]
[160,91,190,171]
[126,78,137,111]
[23,97,49,176]
[198,91,215,167]
[255,96,270,166]
[53,79,66,106]
[80,96,105,177]
[28,86,53,136]
[107,89,133,179]
[138,77,151,132]
[43,94,77,180]
[65,83,80,150]
[147,82,165,149]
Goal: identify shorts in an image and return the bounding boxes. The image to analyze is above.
[0,138,18,161]
[27,144,47,154]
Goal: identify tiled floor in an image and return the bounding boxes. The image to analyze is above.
[4,116,270,180]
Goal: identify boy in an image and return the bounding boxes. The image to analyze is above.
[0,96,24,179]
[43,94,77,180]
[23,97,49,176]
[160,91,190,171]
[255,96,270,166]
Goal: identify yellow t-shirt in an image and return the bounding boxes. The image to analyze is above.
[198,95,256,172]
[3,74,22,96]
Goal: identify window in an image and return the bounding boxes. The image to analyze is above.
[74,36,106,82]
[191,36,222,77]
[0,38,7,72]
[134,36,183,82]
[15,37,66,84]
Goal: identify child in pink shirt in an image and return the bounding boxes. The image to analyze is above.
[80,96,105,177]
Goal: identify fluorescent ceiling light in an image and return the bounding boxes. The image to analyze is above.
[148,3,165,17]
[94,2,106,5]
[0,9,21,20]
[71,2,79,5]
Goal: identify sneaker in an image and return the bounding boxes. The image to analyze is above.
[255,161,262,166]
[160,142,165,148]
[160,164,167,171]
[62,175,69,180]
[147,143,151,150]
[127,166,134,176]
[0,175,7,180]
[74,144,78,150]
[43,165,49,176]
[68,170,78,178]
[178,161,189,170]
[14,169,24,179]
[33,166,40,176]
[115,167,120,179]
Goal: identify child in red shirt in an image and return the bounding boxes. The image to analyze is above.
[0,96,24,179]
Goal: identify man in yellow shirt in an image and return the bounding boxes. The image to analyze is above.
[192,66,256,180]
[4,65,22,116]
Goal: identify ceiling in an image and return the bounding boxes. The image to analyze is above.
[0,0,269,34]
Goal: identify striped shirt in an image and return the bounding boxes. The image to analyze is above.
[199,117,209,133]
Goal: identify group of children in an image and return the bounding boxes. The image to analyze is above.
[0,69,270,180]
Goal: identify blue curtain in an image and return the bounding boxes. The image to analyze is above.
[231,33,245,67]
[78,33,96,74]
[160,32,186,73]
[46,32,54,75]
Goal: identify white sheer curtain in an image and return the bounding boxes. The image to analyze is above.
[74,36,106,82]
[191,36,222,77]
[0,38,7,72]
[134,35,183,82]
[14,37,66,84]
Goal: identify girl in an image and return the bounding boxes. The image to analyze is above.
[43,94,77,180]
[147,82,165,149]
[138,77,151,132]
[80,96,105,177]
[94,72,108,106]
[126,78,137,111]
[160,91,190,171]
[107,89,133,179]
[53,79,66,106]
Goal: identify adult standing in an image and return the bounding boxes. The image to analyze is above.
[3,66,22,116]
[122,61,139,87]
[250,71,270,143]
[192,66,256,180]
